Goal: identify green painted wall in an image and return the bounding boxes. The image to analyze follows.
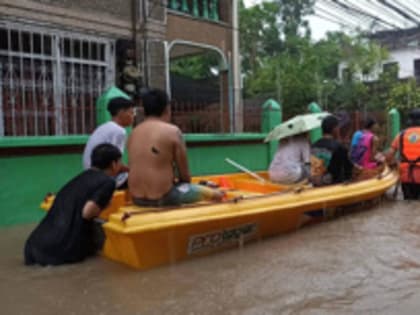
[188,143,268,175]
[1,154,82,226]
[0,134,269,227]
[0,99,282,227]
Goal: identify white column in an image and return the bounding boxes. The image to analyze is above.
[232,0,243,132]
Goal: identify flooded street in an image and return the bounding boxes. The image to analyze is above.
[2,199,420,315]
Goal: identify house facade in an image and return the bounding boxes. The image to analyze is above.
[0,1,273,227]
[338,27,420,82]
[0,0,241,137]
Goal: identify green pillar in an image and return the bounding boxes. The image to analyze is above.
[308,102,323,143]
[181,0,189,12]
[202,0,209,18]
[192,0,199,17]
[261,99,282,161]
[170,0,179,10]
[210,0,219,21]
[388,108,401,145]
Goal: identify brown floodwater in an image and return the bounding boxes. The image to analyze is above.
[2,198,420,315]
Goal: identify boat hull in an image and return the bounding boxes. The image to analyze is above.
[102,168,398,269]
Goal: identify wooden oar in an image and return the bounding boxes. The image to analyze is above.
[225,158,266,183]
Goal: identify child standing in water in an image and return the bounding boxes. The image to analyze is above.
[24,144,122,266]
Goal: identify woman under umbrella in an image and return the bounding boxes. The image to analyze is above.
[268,133,311,185]
[265,113,329,185]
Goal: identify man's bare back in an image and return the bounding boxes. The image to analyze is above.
[128,118,190,200]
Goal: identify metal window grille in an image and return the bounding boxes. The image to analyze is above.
[166,42,228,133]
[0,21,115,136]
[146,39,167,89]
[414,59,420,79]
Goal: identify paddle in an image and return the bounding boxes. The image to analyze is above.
[388,163,400,200]
[225,158,266,183]
[392,179,400,200]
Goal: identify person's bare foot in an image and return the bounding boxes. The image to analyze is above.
[212,190,226,202]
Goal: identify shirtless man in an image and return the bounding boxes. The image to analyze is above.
[128,89,223,207]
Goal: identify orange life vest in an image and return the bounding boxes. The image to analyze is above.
[399,127,420,183]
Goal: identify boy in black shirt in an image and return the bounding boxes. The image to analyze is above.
[311,115,353,186]
[24,143,122,266]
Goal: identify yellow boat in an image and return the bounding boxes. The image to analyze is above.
[40,168,398,269]
[99,167,398,270]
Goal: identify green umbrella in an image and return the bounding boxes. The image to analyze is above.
[264,112,330,142]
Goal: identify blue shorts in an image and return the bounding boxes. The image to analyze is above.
[132,183,205,207]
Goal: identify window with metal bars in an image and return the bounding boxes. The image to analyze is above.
[414,59,420,81]
[0,22,115,137]
[382,62,399,78]
[168,0,220,21]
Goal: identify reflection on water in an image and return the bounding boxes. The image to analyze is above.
[2,200,420,314]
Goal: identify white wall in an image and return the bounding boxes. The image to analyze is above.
[389,48,420,79]
[338,47,420,82]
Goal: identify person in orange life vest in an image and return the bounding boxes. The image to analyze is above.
[387,109,420,200]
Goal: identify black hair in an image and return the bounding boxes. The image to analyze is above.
[91,143,122,170]
[107,97,134,116]
[408,108,420,126]
[142,88,169,117]
[321,115,339,134]
[364,117,377,129]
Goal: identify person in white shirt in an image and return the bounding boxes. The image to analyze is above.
[268,134,311,185]
[82,97,135,187]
